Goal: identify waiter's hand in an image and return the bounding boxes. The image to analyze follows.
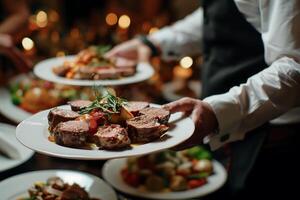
[104,38,152,67]
[163,97,218,150]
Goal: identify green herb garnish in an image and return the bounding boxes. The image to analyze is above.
[79,86,127,115]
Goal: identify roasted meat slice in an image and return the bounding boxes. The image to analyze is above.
[68,100,92,111]
[124,101,150,116]
[126,115,169,143]
[53,65,71,76]
[53,120,89,147]
[93,68,120,79]
[92,124,131,150]
[61,183,89,200]
[116,67,136,77]
[139,107,170,124]
[48,108,80,132]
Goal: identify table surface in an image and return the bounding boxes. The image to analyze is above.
[0,113,221,200]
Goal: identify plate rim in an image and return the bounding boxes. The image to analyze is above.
[0,87,31,123]
[0,123,34,172]
[16,104,195,160]
[102,158,227,199]
[34,55,154,86]
[0,169,118,200]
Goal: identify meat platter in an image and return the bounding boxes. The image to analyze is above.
[47,91,171,150]
[16,88,195,160]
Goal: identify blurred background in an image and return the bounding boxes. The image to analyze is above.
[0,0,201,103]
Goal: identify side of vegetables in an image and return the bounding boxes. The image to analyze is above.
[121,146,214,192]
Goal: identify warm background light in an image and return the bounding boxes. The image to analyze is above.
[106,13,118,26]
[118,15,131,29]
[149,27,159,34]
[22,37,34,50]
[36,10,48,28]
[180,56,193,68]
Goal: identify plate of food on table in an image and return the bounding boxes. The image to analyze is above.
[34,45,154,86]
[16,87,195,160]
[102,146,227,199]
[0,73,94,123]
[0,170,117,200]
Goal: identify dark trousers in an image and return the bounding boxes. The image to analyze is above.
[209,123,300,199]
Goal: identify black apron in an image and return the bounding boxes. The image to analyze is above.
[202,0,268,193]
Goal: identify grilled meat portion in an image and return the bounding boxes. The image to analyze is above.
[126,115,169,143]
[61,183,89,200]
[48,108,80,132]
[124,101,150,116]
[139,107,170,124]
[68,100,92,111]
[54,120,89,147]
[92,124,131,150]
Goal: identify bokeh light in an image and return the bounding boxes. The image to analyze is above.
[22,37,34,50]
[180,56,193,68]
[118,15,131,29]
[36,11,48,28]
[106,13,118,26]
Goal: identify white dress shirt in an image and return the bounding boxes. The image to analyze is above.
[150,0,300,150]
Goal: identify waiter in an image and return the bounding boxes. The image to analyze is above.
[105,0,300,198]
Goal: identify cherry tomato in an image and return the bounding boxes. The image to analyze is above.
[121,169,140,187]
[90,110,106,124]
[88,117,98,134]
[188,179,207,189]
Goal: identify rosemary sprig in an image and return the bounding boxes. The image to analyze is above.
[79,86,127,115]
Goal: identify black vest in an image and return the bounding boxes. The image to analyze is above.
[202,0,267,98]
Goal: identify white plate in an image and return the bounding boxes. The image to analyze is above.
[102,158,227,200]
[34,56,154,86]
[0,123,34,172]
[16,105,195,160]
[0,87,31,123]
[162,80,202,102]
[0,170,118,200]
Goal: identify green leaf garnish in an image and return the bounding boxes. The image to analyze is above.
[79,86,127,115]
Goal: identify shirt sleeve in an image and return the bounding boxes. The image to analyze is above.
[148,7,203,61]
[203,0,300,150]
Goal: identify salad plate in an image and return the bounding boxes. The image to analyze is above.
[102,156,227,199]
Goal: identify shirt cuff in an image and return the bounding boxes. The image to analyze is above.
[149,28,181,61]
[203,94,246,150]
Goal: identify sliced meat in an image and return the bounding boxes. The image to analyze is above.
[53,65,71,76]
[93,68,120,79]
[76,66,96,79]
[53,120,89,147]
[139,107,170,124]
[126,115,169,143]
[116,67,136,77]
[48,108,80,132]
[124,101,150,116]
[92,124,131,150]
[68,100,92,111]
[61,183,89,200]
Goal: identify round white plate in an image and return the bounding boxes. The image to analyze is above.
[162,80,202,102]
[0,170,118,200]
[102,158,227,200]
[0,87,31,123]
[16,105,195,160]
[34,56,155,86]
[0,123,34,172]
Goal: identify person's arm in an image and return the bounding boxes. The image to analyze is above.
[203,0,300,150]
[149,7,203,60]
[0,0,29,34]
